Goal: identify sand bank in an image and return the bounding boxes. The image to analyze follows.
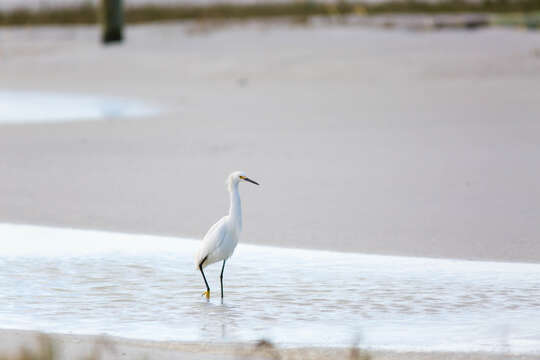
[0,329,537,360]
[0,23,540,262]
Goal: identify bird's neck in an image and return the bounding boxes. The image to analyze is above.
[228,182,242,231]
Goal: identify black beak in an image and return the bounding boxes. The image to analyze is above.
[244,177,260,186]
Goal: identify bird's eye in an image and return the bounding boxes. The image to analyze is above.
[239,176,246,180]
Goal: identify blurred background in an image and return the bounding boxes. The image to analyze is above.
[1,0,540,263]
[1,0,540,356]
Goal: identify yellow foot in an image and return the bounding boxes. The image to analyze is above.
[202,291,210,299]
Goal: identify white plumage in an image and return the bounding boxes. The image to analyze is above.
[195,170,259,300]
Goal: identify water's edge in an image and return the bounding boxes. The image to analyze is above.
[1,223,539,354]
[0,91,158,124]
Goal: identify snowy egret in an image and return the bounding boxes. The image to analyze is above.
[195,171,259,300]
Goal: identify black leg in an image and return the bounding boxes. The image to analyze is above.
[199,256,210,298]
[220,259,226,299]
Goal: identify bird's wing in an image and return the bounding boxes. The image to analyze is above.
[195,216,228,268]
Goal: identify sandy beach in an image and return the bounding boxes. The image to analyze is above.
[1,22,540,262]
[1,21,540,358]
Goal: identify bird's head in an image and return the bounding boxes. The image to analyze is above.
[227,171,260,190]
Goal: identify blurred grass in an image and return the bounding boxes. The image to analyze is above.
[0,335,57,360]
[1,0,540,26]
[491,10,540,27]
[0,335,371,360]
[243,339,373,359]
[0,334,113,360]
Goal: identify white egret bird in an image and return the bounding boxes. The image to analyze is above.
[195,171,260,299]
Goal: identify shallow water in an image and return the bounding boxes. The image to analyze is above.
[0,91,157,124]
[0,223,539,353]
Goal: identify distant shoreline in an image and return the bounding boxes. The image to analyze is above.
[1,0,539,27]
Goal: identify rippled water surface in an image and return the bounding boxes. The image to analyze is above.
[0,224,539,353]
[0,91,157,124]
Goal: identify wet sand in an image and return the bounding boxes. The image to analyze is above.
[1,23,540,263]
[1,329,538,360]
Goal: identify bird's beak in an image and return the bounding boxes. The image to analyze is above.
[243,177,259,186]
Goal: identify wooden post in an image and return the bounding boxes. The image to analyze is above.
[101,0,124,44]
